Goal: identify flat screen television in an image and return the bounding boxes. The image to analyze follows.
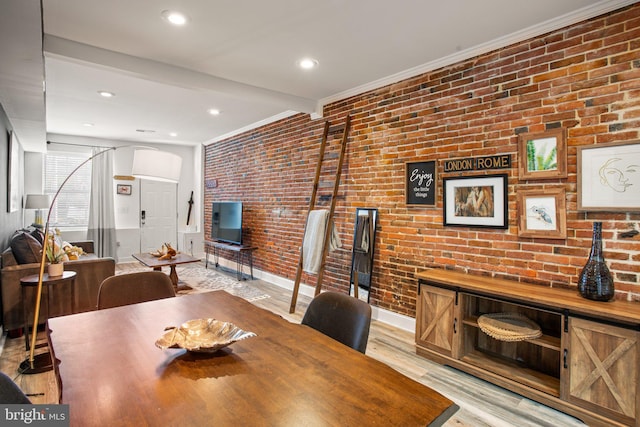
[211,201,243,245]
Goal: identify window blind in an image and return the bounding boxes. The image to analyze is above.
[44,152,92,228]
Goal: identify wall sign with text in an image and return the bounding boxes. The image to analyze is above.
[405,161,437,206]
[442,154,511,173]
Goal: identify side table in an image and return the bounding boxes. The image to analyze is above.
[19,271,76,374]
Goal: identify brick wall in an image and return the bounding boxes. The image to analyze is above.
[205,4,640,317]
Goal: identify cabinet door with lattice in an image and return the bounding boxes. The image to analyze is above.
[416,284,459,358]
[563,317,639,426]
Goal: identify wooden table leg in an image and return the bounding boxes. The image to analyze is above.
[170,265,192,292]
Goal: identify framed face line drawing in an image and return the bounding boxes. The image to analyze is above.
[577,140,640,212]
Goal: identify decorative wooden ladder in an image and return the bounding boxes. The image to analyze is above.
[289,115,351,313]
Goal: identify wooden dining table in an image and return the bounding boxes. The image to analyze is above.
[47,291,457,426]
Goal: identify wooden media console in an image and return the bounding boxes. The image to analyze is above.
[416,268,640,427]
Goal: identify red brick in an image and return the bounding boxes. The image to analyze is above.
[605,26,640,46]
[530,51,564,67]
[586,43,630,60]
[611,50,640,65]
[588,93,625,106]
[597,131,638,143]
[533,68,568,83]
[623,110,640,119]
[607,5,640,24]
[566,40,604,57]
[600,113,619,123]
[567,59,608,74]
[518,63,549,79]
[551,55,585,70]
[203,4,640,316]
[583,22,624,42]
[515,46,546,63]
[613,68,640,83]
[571,76,609,92]
[578,84,622,99]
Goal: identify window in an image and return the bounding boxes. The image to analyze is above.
[45,151,92,228]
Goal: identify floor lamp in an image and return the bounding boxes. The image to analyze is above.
[20,146,182,374]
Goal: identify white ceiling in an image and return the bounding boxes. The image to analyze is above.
[1,0,635,152]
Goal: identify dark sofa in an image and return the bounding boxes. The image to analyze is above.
[1,237,115,332]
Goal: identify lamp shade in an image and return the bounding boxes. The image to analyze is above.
[24,194,51,209]
[131,149,182,182]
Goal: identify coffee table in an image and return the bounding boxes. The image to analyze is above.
[132,252,200,292]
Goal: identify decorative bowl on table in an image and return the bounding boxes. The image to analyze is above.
[155,318,256,353]
[150,243,178,259]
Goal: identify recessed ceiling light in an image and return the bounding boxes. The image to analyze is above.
[98,91,115,98]
[161,10,188,26]
[83,123,94,127]
[169,132,178,137]
[208,108,221,116]
[298,58,318,70]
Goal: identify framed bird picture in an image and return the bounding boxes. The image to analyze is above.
[517,188,566,239]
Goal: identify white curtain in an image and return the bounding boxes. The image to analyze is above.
[87,147,118,261]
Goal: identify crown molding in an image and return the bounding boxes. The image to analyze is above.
[203,0,635,144]
[204,110,300,145]
[318,0,637,111]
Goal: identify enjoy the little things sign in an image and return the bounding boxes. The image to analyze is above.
[405,161,437,206]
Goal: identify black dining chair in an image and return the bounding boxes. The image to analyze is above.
[301,291,372,354]
[0,372,31,404]
[97,271,176,309]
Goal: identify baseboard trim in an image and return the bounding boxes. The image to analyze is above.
[211,257,416,333]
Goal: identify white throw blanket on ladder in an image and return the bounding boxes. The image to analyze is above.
[302,209,342,274]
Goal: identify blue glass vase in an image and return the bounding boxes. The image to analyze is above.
[577,222,614,301]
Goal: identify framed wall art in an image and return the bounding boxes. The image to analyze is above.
[577,140,640,212]
[7,131,20,212]
[116,184,132,195]
[518,128,567,180]
[517,188,566,239]
[405,160,437,206]
[443,174,508,229]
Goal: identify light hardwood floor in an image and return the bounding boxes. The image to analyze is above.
[0,263,586,426]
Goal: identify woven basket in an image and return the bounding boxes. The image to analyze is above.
[477,312,542,342]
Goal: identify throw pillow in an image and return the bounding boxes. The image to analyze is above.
[30,228,44,245]
[10,232,42,264]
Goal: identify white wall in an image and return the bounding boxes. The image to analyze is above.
[23,151,44,227]
[25,135,205,260]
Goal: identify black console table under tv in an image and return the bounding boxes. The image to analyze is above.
[204,240,257,281]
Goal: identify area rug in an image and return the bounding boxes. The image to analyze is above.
[116,260,270,302]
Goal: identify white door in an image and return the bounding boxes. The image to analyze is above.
[140,180,177,253]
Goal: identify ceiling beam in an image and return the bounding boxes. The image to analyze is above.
[43,35,318,115]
